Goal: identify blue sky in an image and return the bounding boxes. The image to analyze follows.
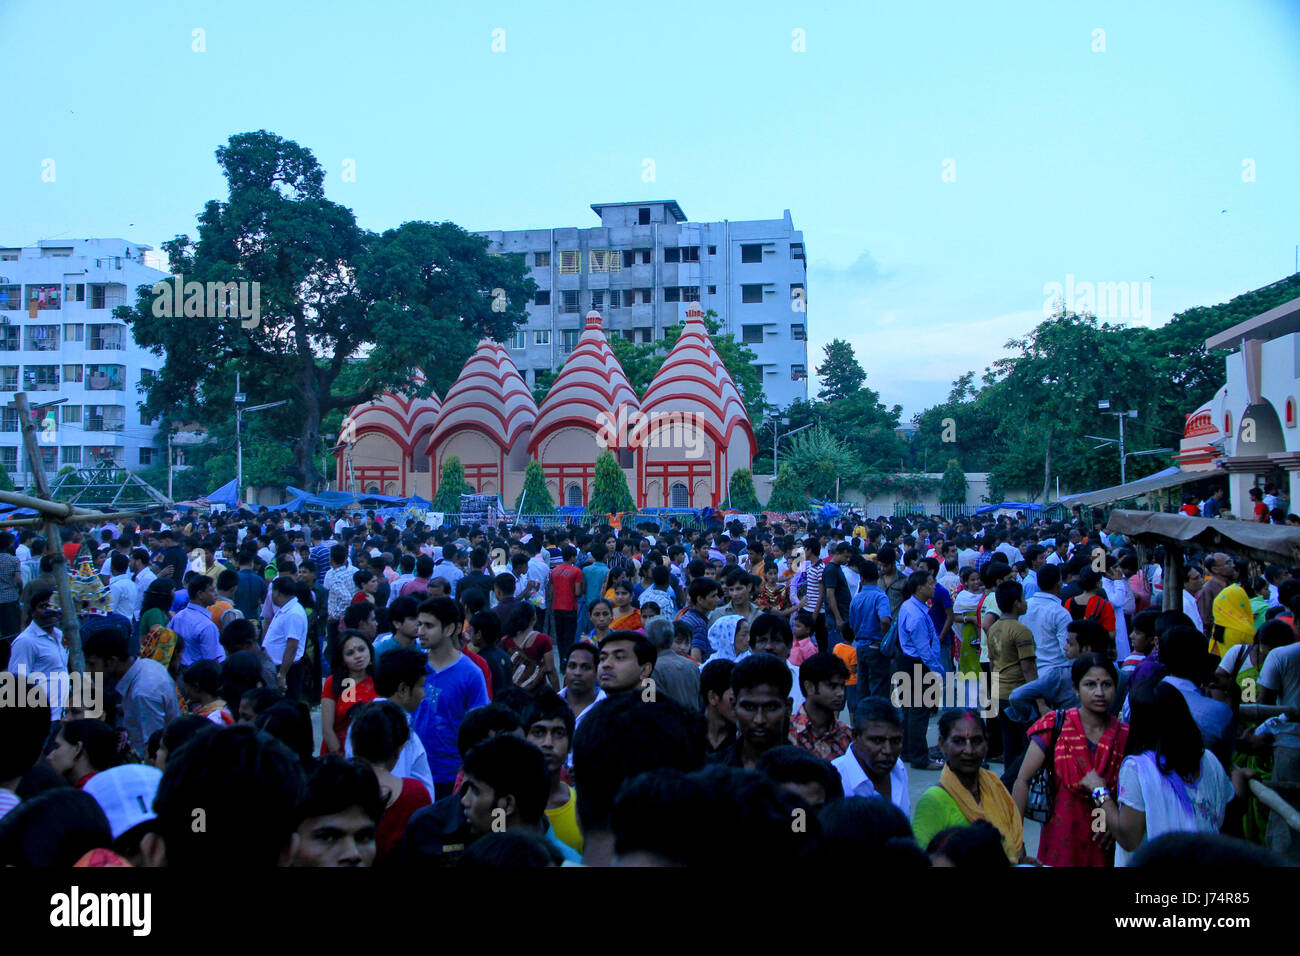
[3,0,1297,418]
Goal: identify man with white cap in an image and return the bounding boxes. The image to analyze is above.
[82,763,163,866]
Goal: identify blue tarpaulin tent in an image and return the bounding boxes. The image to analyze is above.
[199,479,240,509]
[974,501,1045,515]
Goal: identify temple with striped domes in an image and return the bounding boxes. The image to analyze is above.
[335,305,756,508]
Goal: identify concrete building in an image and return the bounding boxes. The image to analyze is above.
[0,238,168,485]
[477,200,809,409]
[1177,294,1300,516]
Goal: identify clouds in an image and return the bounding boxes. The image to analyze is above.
[806,248,1043,418]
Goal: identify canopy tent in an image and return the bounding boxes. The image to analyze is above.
[1105,509,1300,567]
[199,479,240,509]
[974,501,1045,515]
[1056,467,1216,511]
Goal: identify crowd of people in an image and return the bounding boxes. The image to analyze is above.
[0,503,1296,867]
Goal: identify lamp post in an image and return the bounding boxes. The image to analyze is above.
[1098,400,1139,484]
[772,419,813,479]
[233,371,288,507]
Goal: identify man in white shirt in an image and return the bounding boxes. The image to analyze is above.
[831,697,911,818]
[262,577,308,699]
[107,552,139,624]
[8,590,69,719]
[343,647,435,794]
[130,549,157,596]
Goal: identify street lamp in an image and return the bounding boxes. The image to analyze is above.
[772,418,814,479]
[1098,399,1139,484]
[234,371,288,506]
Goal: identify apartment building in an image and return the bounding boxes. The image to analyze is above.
[0,238,167,485]
[477,200,809,408]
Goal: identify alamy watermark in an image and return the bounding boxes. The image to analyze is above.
[151,274,260,328]
[595,406,707,459]
[1042,274,1150,323]
[890,664,1000,716]
[1,671,103,713]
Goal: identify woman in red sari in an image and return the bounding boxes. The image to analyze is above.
[1012,652,1129,867]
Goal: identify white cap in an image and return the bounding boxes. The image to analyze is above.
[82,764,163,840]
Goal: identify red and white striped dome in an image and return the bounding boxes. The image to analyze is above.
[343,369,441,452]
[529,311,641,453]
[429,339,537,450]
[641,304,756,455]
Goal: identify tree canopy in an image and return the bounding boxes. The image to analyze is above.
[120,130,536,491]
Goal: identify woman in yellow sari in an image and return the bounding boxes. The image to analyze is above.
[609,580,644,632]
[912,709,1027,863]
[1210,584,1255,658]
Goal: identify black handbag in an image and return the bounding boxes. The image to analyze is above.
[1024,709,1066,824]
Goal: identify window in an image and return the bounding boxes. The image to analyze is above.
[622,330,635,342]
[566,484,582,507]
[23,365,60,391]
[708,245,717,255]
[790,243,805,259]
[742,284,764,304]
[139,447,154,466]
[24,325,61,351]
[510,331,527,350]
[561,290,580,314]
[679,246,700,262]
[791,323,806,341]
[664,247,679,264]
[670,482,689,508]
[708,285,717,295]
[0,409,17,432]
[90,285,107,309]
[742,324,765,344]
[140,369,156,388]
[561,329,580,354]
[64,324,84,342]
[0,285,18,310]
[0,249,19,261]
[605,290,622,309]
[559,251,581,274]
[533,330,550,347]
[0,367,15,390]
[621,250,651,267]
[681,286,700,302]
[40,247,73,257]
[0,447,16,470]
[635,288,653,305]
[25,285,61,311]
[84,406,126,432]
[0,327,17,351]
[638,208,651,225]
[590,290,607,312]
[534,252,551,268]
[664,287,681,303]
[534,290,551,306]
[59,364,82,384]
[636,327,652,343]
[61,446,82,466]
[62,405,82,424]
[65,284,85,303]
[589,250,621,273]
[741,244,763,263]
[791,364,807,380]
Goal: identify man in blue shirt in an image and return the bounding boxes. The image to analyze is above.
[577,544,610,636]
[896,570,944,771]
[849,561,893,698]
[173,575,224,667]
[410,596,489,800]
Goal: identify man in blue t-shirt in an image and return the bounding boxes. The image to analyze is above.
[577,545,610,635]
[410,596,489,800]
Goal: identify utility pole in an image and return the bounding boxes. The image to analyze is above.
[234,373,245,508]
[167,430,173,500]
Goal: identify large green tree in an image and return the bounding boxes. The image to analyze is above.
[120,130,536,490]
[816,338,867,402]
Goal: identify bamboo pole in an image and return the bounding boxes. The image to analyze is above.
[1249,779,1300,834]
[16,393,85,674]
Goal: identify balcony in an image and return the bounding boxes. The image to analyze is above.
[24,326,61,352]
[85,365,125,391]
[88,325,125,351]
[85,407,126,432]
[22,368,60,391]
